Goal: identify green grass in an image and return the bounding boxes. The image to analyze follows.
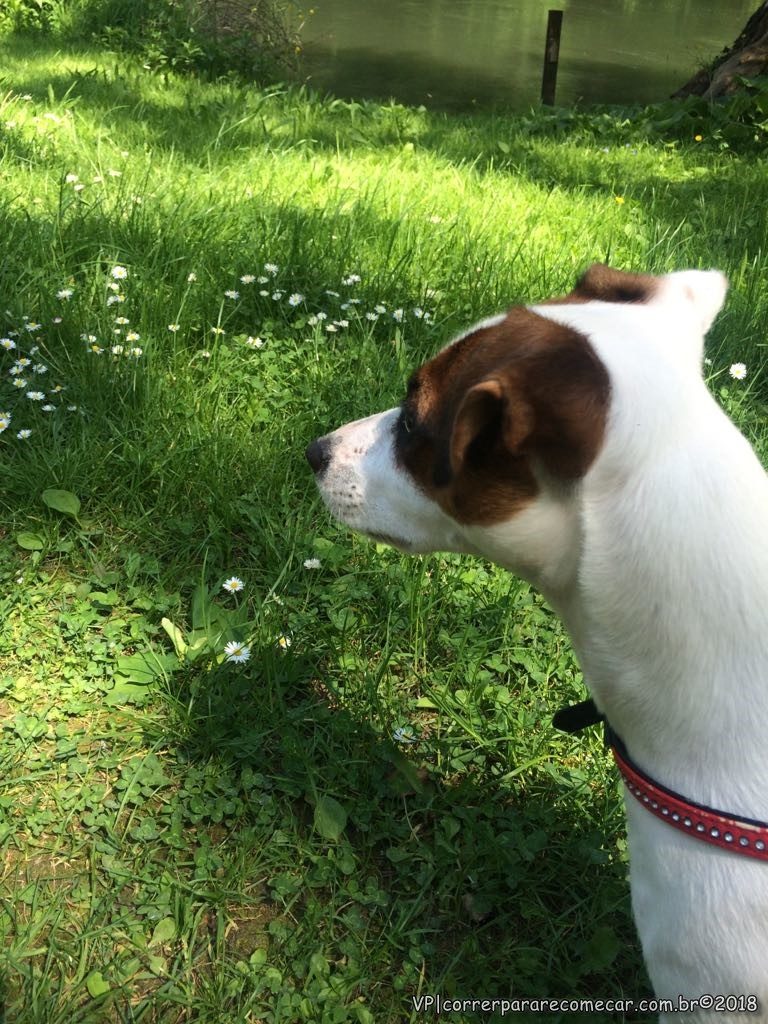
[0,31,766,1024]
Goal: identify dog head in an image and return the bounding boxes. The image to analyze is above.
[306,265,727,596]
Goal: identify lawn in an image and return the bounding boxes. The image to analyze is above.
[0,32,766,1024]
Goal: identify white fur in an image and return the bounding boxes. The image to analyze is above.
[312,270,768,1021]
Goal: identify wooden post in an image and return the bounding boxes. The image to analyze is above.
[541,9,563,106]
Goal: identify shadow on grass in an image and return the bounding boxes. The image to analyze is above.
[162,636,652,1021]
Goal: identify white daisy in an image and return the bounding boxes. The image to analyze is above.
[729,362,747,380]
[111,265,128,280]
[224,640,251,664]
[222,576,245,593]
[303,558,322,569]
[16,429,32,439]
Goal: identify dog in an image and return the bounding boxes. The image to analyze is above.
[306,265,768,1021]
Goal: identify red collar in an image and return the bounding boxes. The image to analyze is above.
[554,700,768,862]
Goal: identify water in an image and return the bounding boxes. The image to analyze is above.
[300,0,756,112]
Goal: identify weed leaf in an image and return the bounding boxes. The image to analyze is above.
[85,970,110,998]
[16,532,44,551]
[313,795,347,841]
[149,917,177,947]
[161,617,188,657]
[42,488,81,519]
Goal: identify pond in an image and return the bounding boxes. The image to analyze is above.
[300,0,756,111]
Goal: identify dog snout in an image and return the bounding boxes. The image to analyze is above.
[305,436,332,477]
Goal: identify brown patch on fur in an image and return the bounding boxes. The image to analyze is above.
[546,263,658,306]
[395,307,610,525]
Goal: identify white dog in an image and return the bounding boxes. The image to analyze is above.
[306,265,768,1021]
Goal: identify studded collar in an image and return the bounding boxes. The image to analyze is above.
[554,699,768,862]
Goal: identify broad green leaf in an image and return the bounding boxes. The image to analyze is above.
[42,488,81,518]
[149,917,177,947]
[161,617,187,657]
[313,795,347,841]
[16,532,44,551]
[114,652,162,686]
[85,970,110,998]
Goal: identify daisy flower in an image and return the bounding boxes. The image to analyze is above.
[111,345,124,355]
[276,634,292,651]
[0,338,16,351]
[288,293,304,307]
[342,273,361,286]
[240,274,256,284]
[12,378,26,388]
[187,272,197,283]
[125,331,140,343]
[56,288,74,300]
[729,362,747,380]
[245,336,264,348]
[224,640,251,664]
[392,725,417,744]
[222,576,245,593]
[16,429,31,439]
[26,391,45,401]
[111,265,128,280]
[168,323,180,332]
[211,326,225,336]
[264,263,279,275]
[130,347,143,358]
[303,558,321,569]
[65,173,79,184]
[115,316,130,325]
[224,290,240,300]
[392,308,404,322]
[0,412,11,432]
[41,404,55,412]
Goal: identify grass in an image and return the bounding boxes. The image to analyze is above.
[0,30,766,1024]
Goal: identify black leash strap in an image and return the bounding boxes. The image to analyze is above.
[552,698,604,734]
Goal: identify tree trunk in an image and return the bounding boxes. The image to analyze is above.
[673,2,768,98]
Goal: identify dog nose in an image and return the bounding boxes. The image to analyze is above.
[306,436,331,477]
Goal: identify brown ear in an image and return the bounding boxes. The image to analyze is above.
[449,376,533,475]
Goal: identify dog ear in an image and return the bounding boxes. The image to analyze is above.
[449,341,609,481]
[449,376,533,475]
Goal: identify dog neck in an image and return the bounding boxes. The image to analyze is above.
[556,420,768,821]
